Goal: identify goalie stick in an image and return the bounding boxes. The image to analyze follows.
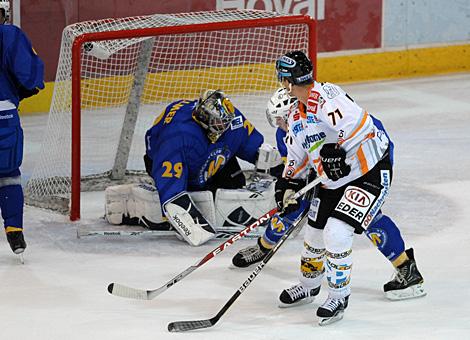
[108,175,322,301]
[167,175,325,332]
[77,228,263,239]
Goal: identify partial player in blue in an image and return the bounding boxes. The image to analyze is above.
[104,90,283,246]
[232,88,311,267]
[0,24,45,259]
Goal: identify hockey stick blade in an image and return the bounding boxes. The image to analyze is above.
[168,319,214,332]
[107,282,153,300]
[107,208,277,300]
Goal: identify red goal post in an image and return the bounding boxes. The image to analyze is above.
[26,10,316,221]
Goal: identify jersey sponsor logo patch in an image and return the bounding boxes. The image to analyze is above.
[322,84,340,99]
[301,132,326,149]
[310,90,321,101]
[307,102,318,115]
[345,187,371,207]
[335,186,376,224]
[230,116,243,130]
[363,170,390,228]
[291,121,303,135]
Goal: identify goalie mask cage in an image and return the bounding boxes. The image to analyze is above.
[25,9,316,220]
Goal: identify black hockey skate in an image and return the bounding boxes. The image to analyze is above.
[384,248,426,301]
[231,238,269,268]
[279,283,320,308]
[6,229,27,254]
[317,295,349,326]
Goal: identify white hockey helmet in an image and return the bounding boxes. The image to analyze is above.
[266,87,297,128]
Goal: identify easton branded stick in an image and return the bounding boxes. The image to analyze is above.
[167,205,311,332]
[108,175,322,301]
[107,208,276,300]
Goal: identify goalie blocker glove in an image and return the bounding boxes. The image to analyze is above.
[319,143,351,181]
[163,192,217,246]
[275,177,305,216]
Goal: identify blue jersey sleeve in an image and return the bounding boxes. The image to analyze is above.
[233,112,264,164]
[1,25,44,106]
[275,128,287,158]
[145,129,189,204]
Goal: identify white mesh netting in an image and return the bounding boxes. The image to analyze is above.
[25,9,313,217]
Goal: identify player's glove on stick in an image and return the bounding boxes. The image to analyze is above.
[319,143,351,181]
[275,177,305,216]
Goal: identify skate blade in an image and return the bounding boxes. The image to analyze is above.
[385,283,426,301]
[18,253,24,264]
[278,296,314,308]
[318,310,345,326]
[228,262,260,270]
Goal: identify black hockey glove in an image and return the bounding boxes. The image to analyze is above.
[319,143,351,181]
[143,154,153,177]
[17,85,40,101]
[275,177,305,216]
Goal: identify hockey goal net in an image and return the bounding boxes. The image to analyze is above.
[25,9,316,220]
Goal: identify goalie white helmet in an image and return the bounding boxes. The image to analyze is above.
[266,88,297,128]
[193,90,236,143]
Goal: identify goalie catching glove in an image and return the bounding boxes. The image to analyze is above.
[319,143,351,181]
[275,177,306,216]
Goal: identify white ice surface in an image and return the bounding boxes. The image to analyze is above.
[2,74,470,339]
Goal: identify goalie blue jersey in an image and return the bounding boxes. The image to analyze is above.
[145,100,264,204]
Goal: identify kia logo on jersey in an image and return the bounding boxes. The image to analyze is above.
[344,188,370,207]
[345,187,371,207]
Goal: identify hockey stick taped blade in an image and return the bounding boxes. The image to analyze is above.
[168,319,213,332]
[107,283,149,300]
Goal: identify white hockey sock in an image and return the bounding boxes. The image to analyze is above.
[299,226,325,289]
[323,218,354,299]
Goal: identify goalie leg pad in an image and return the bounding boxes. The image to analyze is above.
[105,184,134,225]
[214,180,276,229]
[105,184,164,226]
[188,191,216,225]
[164,192,217,246]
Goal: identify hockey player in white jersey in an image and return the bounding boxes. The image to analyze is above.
[274,51,425,325]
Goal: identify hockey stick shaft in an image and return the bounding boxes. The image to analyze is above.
[108,175,323,301]
[167,175,325,332]
[108,207,277,300]
[168,208,309,332]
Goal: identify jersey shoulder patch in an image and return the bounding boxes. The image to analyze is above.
[230,115,243,130]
